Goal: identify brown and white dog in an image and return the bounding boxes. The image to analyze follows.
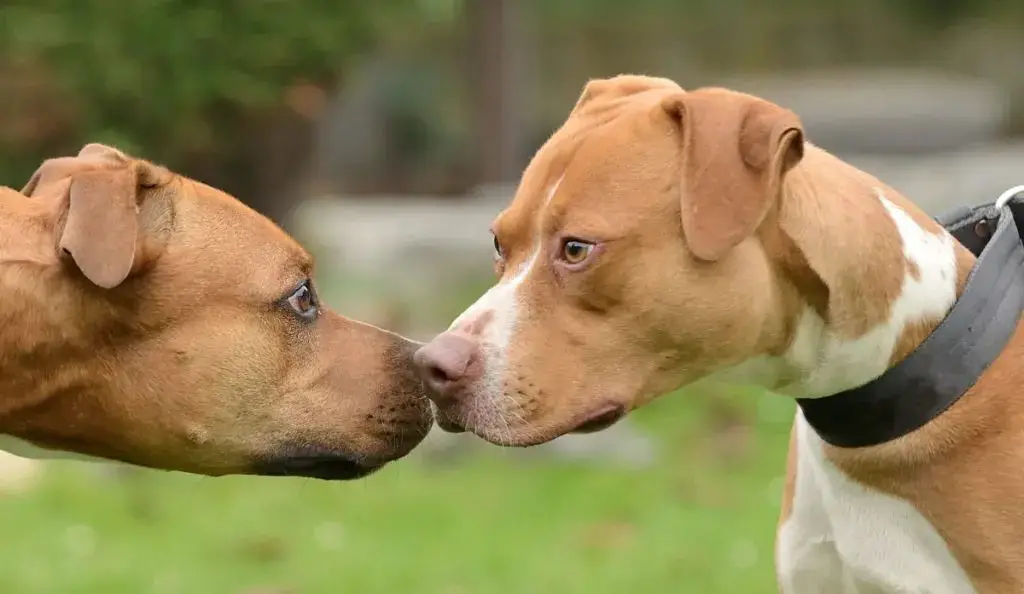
[414,75,1022,592]
[0,143,433,481]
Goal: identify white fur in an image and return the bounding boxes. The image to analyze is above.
[721,191,959,399]
[777,412,976,594]
[449,246,538,416]
[776,193,973,592]
[447,178,561,423]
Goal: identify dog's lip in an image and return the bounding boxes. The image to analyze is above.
[431,402,468,433]
[434,401,627,443]
[568,403,627,434]
[436,415,468,433]
[253,453,388,481]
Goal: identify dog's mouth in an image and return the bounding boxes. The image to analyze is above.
[436,402,627,446]
[433,404,469,434]
[253,449,389,481]
[568,404,626,434]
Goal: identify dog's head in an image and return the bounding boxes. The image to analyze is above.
[414,76,807,446]
[0,143,433,479]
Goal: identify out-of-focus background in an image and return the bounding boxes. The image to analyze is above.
[0,1,1022,592]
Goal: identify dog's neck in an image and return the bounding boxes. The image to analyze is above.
[727,146,977,400]
[0,189,111,447]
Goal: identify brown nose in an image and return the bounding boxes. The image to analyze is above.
[413,332,479,398]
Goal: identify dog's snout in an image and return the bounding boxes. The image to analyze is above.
[413,332,480,398]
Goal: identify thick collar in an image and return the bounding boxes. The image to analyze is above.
[797,187,1024,448]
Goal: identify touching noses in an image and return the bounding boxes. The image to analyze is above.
[412,331,481,401]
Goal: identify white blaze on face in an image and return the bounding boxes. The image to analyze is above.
[447,177,563,405]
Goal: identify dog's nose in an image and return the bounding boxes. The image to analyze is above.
[413,332,479,398]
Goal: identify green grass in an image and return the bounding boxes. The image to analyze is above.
[0,388,795,594]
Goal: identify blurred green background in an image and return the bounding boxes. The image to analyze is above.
[1,1,1023,592]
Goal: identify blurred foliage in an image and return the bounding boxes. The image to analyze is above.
[0,0,1022,205]
[0,0,420,222]
[530,0,1024,78]
[320,0,1024,196]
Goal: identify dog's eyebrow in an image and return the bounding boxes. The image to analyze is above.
[295,254,314,277]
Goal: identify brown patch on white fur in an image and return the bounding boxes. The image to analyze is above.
[770,150,967,525]
[769,140,979,575]
[775,152,917,340]
[906,258,921,281]
[809,215,1011,591]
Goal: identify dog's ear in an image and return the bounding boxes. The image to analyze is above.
[660,88,804,262]
[571,75,683,116]
[22,143,170,289]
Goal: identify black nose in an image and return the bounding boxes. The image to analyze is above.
[253,449,384,481]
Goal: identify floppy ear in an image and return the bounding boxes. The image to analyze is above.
[661,88,805,261]
[22,143,161,289]
[570,75,683,116]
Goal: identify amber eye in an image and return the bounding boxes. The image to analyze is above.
[560,239,594,265]
[286,280,319,320]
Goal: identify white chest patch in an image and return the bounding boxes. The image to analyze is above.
[776,413,976,594]
[775,192,973,592]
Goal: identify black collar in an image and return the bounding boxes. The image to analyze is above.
[796,189,1024,448]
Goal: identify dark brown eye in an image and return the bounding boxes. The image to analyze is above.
[561,239,594,265]
[286,281,319,320]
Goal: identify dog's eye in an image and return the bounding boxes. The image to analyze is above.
[492,234,504,260]
[560,239,595,266]
[286,280,319,321]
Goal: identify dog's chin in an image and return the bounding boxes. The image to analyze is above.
[253,454,386,481]
[568,403,627,434]
[438,403,628,448]
[251,441,410,481]
[432,409,543,446]
[433,407,468,434]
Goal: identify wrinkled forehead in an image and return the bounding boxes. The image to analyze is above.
[493,86,678,246]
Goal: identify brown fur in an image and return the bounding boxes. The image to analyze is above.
[0,144,432,478]
[423,76,971,444]
[421,74,1020,589]
[814,322,1024,592]
[461,81,806,443]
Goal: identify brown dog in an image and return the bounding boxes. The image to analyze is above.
[0,143,432,480]
[414,75,1024,592]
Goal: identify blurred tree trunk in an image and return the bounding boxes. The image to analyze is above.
[182,102,318,232]
[465,0,527,186]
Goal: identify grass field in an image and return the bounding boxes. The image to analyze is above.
[0,275,797,594]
